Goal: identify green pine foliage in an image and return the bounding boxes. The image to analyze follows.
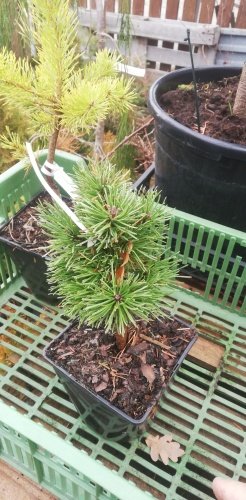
[0,108,29,172]
[0,0,136,162]
[113,110,137,172]
[37,160,178,336]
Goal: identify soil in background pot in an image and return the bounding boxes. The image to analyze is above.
[1,193,50,255]
[160,75,246,145]
[45,318,196,420]
[0,193,73,301]
[0,193,72,256]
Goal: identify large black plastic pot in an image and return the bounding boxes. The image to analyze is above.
[149,66,246,231]
[43,319,197,442]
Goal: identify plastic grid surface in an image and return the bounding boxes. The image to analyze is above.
[0,152,245,319]
[0,153,245,499]
[0,277,245,500]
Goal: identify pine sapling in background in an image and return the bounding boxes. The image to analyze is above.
[0,0,136,176]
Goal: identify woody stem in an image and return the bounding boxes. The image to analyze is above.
[115,329,129,351]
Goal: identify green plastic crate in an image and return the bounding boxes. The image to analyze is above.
[0,152,245,500]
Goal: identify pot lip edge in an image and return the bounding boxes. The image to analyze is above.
[42,317,198,425]
[0,190,69,259]
[0,190,45,256]
[149,65,246,155]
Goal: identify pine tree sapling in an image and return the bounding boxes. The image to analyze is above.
[0,0,136,171]
[40,161,197,428]
[38,160,178,350]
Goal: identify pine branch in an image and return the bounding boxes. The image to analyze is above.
[105,116,154,159]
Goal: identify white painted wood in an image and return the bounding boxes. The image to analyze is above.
[147,46,215,67]
[197,45,217,65]
[218,42,246,53]
[77,9,246,71]
[118,37,147,68]
[78,9,220,45]
[216,28,246,66]
[220,27,246,36]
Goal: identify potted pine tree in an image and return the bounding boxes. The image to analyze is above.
[38,159,197,440]
[0,0,136,299]
[149,64,246,231]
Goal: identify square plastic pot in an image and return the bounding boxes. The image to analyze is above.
[43,319,197,442]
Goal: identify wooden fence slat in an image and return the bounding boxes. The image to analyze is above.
[132,0,144,15]
[147,45,215,67]
[199,0,216,24]
[105,0,115,12]
[163,0,180,72]
[165,0,180,20]
[79,0,240,29]
[118,0,130,13]
[217,0,234,27]
[79,11,220,44]
[182,0,198,22]
[149,0,162,18]
[235,0,246,28]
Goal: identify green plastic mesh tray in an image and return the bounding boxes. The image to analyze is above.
[0,153,245,500]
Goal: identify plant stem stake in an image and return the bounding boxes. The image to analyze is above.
[185,29,201,133]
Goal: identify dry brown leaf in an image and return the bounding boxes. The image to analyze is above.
[102,372,109,383]
[110,388,125,402]
[99,344,113,356]
[146,434,184,465]
[159,366,166,383]
[139,351,147,364]
[94,381,108,392]
[123,356,132,364]
[141,363,155,385]
[129,341,148,355]
[0,346,6,362]
[7,353,20,365]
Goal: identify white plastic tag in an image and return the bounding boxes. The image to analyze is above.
[116,62,145,77]
[26,143,87,233]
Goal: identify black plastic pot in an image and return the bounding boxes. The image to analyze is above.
[149,66,246,231]
[0,193,56,303]
[43,319,197,441]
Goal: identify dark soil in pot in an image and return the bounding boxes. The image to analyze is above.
[0,192,72,302]
[45,318,196,420]
[160,75,246,146]
[0,192,65,255]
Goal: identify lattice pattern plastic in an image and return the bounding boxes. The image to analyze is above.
[0,154,246,499]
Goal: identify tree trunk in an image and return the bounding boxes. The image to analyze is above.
[94,119,105,159]
[115,329,129,351]
[47,126,60,164]
[45,124,61,194]
[233,63,246,118]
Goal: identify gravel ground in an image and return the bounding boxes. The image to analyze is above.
[0,460,56,500]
